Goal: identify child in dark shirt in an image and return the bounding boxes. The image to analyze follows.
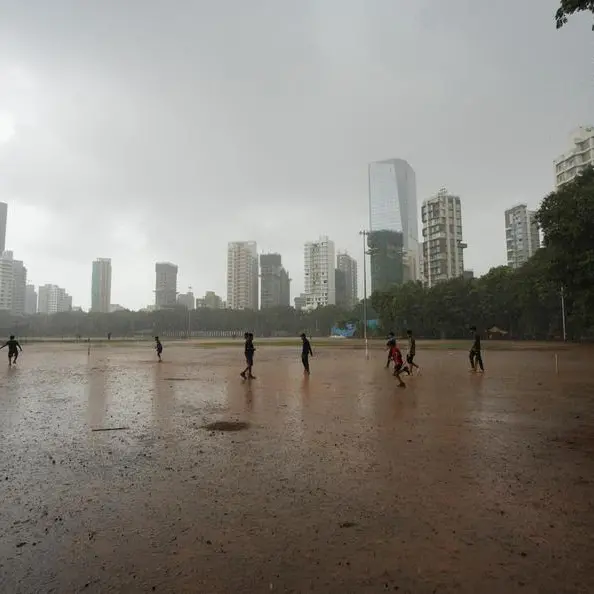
[241,332,256,379]
[0,335,22,366]
[300,333,313,374]
[155,336,163,362]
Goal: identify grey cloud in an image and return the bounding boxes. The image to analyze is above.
[0,0,592,309]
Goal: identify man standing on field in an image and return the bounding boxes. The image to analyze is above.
[469,326,484,372]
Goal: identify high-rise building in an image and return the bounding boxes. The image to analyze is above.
[38,284,72,314]
[227,241,259,310]
[421,188,467,287]
[554,126,594,188]
[368,159,419,286]
[0,252,14,311]
[11,258,27,315]
[335,268,347,308]
[0,251,26,314]
[177,290,195,309]
[367,230,404,293]
[505,204,540,269]
[91,258,112,313]
[0,202,7,255]
[294,294,306,311]
[25,284,37,315]
[336,252,358,309]
[260,253,291,309]
[304,236,335,310]
[155,262,178,309]
[196,291,224,309]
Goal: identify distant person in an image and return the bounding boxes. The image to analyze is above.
[469,326,484,372]
[241,332,256,379]
[300,333,313,374]
[386,331,396,368]
[0,335,23,366]
[107,332,111,341]
[406,330,420,375]
[155,336,163,362]
[391,342,406,388]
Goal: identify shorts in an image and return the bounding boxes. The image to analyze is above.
[406,354,415,365]
[394,362,403,373]
[245,355,254,366]
[8,349,17,357]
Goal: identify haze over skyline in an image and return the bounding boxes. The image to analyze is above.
[0,0,592,310]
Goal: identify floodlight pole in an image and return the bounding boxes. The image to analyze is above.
[359,230,369,359]
[560,285,567,342]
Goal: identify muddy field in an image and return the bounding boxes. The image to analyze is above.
[1,342,593,593]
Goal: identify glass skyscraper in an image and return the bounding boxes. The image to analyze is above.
[368,159,419,291]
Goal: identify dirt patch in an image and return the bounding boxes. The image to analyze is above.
[203,421,249,432]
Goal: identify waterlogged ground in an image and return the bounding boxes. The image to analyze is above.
[1,341,594,593]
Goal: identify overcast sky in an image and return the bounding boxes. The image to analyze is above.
[0,0,592,310]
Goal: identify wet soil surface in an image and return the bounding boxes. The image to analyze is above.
[1,343,594,593]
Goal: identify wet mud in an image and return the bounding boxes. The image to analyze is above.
[1,342,594,593]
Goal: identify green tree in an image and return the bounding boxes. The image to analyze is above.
[555,0,594,29]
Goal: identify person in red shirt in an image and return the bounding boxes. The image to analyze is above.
[391,343,407,388]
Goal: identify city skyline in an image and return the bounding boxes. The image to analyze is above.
[0,2,592,310]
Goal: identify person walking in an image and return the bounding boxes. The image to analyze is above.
[469,326,484,372]
[300,333,313,374]
[391,342,406,388]
[241,332,256,379]
[386,331,396,368]
[154,336,163,362]
[406,329,420,375]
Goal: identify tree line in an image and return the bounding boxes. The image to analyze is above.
[1,302,374,340]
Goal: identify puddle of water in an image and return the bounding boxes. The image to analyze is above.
[203,421,249,432]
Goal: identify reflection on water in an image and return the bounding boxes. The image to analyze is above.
[87,356,110,428]
[0,365,25,436]
[152,362,174,429]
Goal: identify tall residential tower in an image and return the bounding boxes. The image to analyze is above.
[421,188,466,287]
[505,204,540,269]
[155,262,178,308]
[260,253,290,309]
[0,202,7,255]
[227,241,259,310]
[336,252,358,309]
[91,258,112,313]
[304,236,335,310]
[554,126,594,187]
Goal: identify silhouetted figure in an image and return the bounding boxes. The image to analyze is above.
[1,335,22,366]
[300,333,313,374]
[155,336,163,362]
[240,332,256,379]
[386,331,396,368]
[469,326,484,372]
[406,329,420,375]
[391,343,406,388]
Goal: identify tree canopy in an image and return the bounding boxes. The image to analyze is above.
[555,0,594,29]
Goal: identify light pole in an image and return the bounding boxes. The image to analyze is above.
[187,286,193,340]
[560,285,567,342]
[359,230,369,359]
